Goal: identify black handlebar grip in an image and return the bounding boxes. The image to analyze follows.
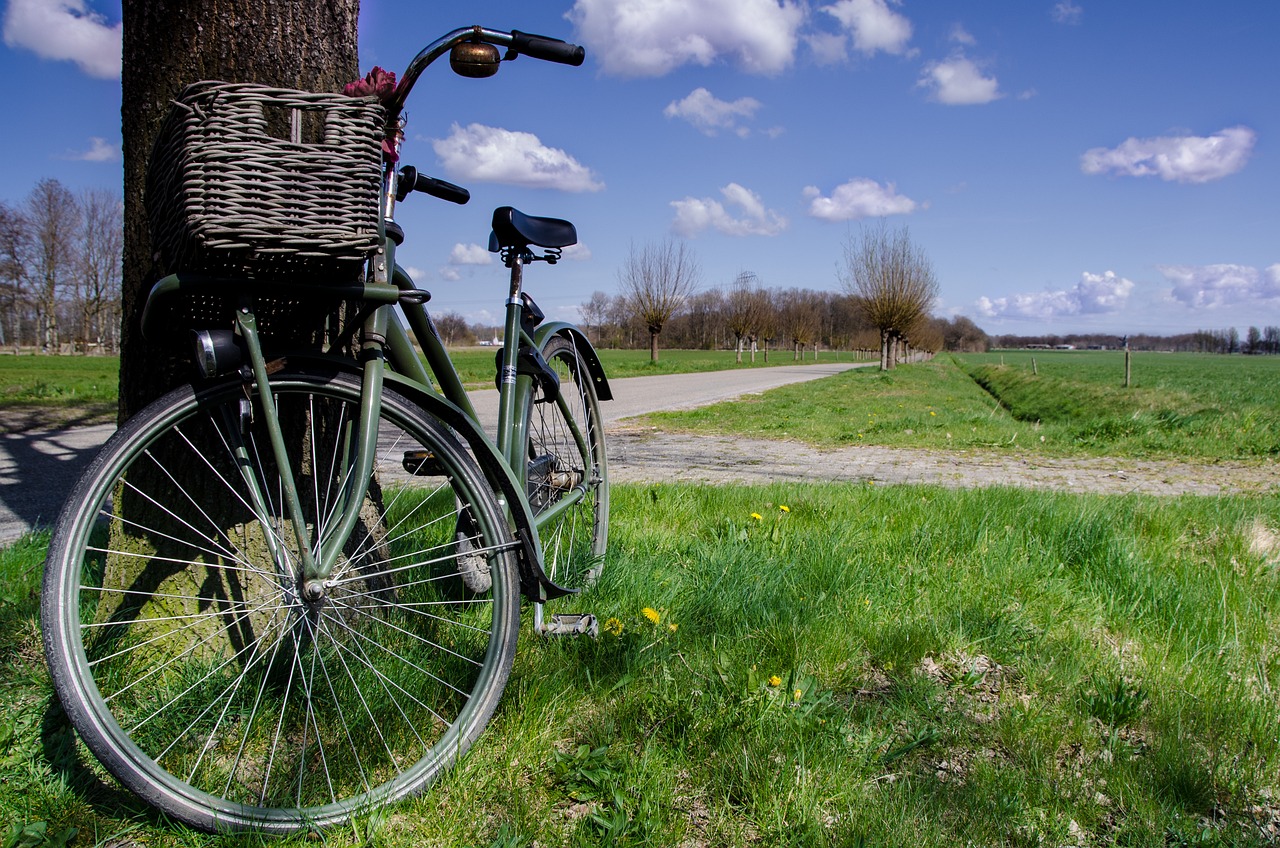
[397,166,470,205]
[510,30,586,66]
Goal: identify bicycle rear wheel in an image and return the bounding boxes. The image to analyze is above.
[523,335,608,597]
[42,369,520,832]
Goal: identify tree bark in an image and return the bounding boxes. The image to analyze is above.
[119,0,360,422]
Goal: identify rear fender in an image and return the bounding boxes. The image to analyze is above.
[531,321,612,401]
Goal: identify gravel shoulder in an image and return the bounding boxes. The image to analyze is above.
[607,426,1279,497]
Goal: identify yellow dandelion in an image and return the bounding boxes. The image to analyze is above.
[768,675,782,687]
[668,623,678,632]
[794,689,803,701]
[779,504,790,513]
[603,617,623,637]
[930,411,936,416]
[750,512,763,521]
[641,607,661,625]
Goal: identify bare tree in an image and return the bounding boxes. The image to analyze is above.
[725,271,765,363]
[433,311,473,346]
[777,287,823,361]
[0,201,30,350]
[839,222,939,370]
[579,290,611,346]
[77,188,124,354]
[26,179,80,354]
[618,239,700,363]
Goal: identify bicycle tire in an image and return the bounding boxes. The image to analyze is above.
[522,334,609,595]
[42,368,520,833]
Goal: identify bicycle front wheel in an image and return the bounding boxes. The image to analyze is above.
[42,369,520,833]
[523,334,609,595]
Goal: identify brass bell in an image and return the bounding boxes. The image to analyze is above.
[450,41,501,78]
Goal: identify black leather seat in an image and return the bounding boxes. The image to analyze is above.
[489,206,577,251]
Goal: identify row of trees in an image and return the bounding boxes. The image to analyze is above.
[0,179,123,353]
[992,326,1280,354]
[572,224,962,369]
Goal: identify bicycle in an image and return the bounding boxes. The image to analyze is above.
[41,26,607,833]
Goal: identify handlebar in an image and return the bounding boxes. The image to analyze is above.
[387,25,585,117]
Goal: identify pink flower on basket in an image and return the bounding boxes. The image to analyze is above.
[344,66,397,102]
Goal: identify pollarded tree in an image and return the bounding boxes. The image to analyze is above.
[839,221,939,370]
[618,239,700,363]
[120,0,360,419]
[725,271,763,363]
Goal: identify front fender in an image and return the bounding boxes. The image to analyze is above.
[531,321,613,402]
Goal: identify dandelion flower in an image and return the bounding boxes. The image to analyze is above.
[779,504,790,513]
[768,675,782,687]
[930,411,936,417]
[642,607,661,625]
[750,512,763,521]
[794,689,803,701]
[603,617,623,637]
[668,623,678,632]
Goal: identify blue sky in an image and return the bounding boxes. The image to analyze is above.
[3,0,1278,336]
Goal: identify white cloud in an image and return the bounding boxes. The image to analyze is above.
[949,24,976,46]
[803,178,919,220]
[918,53,1002,105]
[671,183,787,237]
[664,88,762,137]
[822,0,913,56]
[449,243,492,265]
[1052,1,1083,25]
[976,271,1135,320]
[438,267,462,282]
[2,0,120,78]
[560,242,593,261]
[805,31,849,65]
[568,0,804,77]
[58,136,118,161]
[432,124,603,192]
[1081,127,1256,184]
[1159,263,1280,309]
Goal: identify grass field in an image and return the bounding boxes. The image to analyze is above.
[3,350,1278,845]
[0,347,853,408]
[643,352,1280,461]
[2,484,1277,846]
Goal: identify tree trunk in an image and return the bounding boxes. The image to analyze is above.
[649,331,660,363]
[120,0,361,421]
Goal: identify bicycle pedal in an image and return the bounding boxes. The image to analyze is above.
[537,613,598,639]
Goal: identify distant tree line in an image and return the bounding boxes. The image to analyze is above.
[0,178,123,354]
[992,326,1280,354]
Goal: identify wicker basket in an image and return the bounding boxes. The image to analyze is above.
[147,81,385,281]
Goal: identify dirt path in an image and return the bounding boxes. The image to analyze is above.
[607,427,1279,497]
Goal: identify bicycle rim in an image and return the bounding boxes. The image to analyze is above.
[41,369,519,832]
[524,335,608,594]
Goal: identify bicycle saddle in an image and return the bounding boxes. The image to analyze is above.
[489,206,577,251]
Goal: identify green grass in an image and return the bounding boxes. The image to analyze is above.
[4,484,1279,846]
[0,356,119,405]
[641,353,1280,461]
[0,347,848,407]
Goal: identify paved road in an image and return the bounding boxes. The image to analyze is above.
[0,361,866,544]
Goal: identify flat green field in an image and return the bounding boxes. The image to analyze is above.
[643,352,1280,461]
[3,483,1277,846]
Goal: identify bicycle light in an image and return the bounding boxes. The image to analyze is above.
[192,328,243,378]
[450,41,501,78]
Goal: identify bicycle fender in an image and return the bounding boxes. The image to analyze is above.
[378,370,571,603]
[531,321,613,402]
